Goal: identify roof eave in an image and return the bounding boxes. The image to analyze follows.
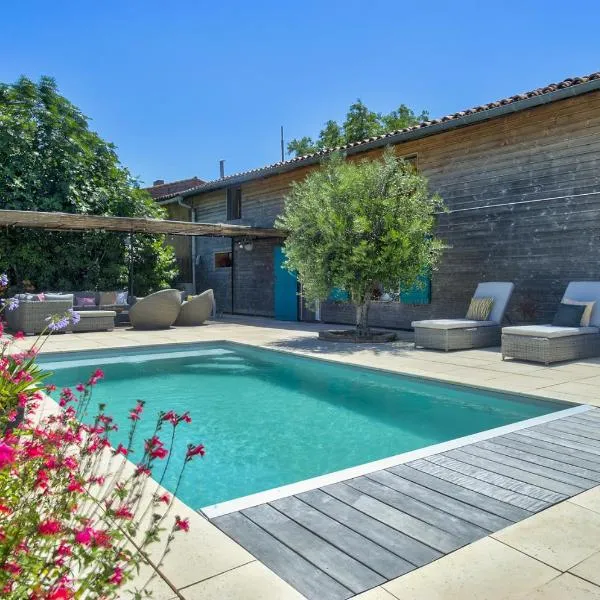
[181,77,600,197]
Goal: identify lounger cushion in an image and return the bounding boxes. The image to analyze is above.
[502,325,600,339]
[412,319,497,330]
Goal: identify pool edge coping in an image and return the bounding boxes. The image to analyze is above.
[200,403,592,519]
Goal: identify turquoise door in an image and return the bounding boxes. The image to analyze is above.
[274,246,298,320]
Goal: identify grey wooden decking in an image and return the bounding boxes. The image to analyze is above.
[212,409,600,600]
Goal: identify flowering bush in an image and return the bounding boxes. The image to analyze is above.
[0,276,203,598]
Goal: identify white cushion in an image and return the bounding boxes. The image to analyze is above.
[502,325,600,339]
[413,319,497,330]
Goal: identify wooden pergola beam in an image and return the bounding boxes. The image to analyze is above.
[0,209,285,238]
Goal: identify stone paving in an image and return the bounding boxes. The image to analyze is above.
[22,316,600,599]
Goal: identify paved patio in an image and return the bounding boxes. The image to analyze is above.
[22,316,600,599]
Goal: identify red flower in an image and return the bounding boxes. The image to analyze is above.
[74,526,92,546]
[47,585,73,600]
[109,566,124,585]
[0,503,11,515]
[2,561,21,575]
[38,519,62,536]
[67,477,84,493]
[76,383,85,392]
[135,464,151,477]
[158,493,171,504]
[174,516,190,532]
[114,505,134,520]
[46,384,57,392]
[13,331,24,341]
[114,443,128,456]
[0,442,15,468]
[151,446,168,459]
[181,411,192,423]
[186,444,205,460]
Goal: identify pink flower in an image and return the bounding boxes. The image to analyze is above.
[46,383,57,392]
[47,585,73,600]
[158,493,171,504]
[76,383,85,392]
[3,561,21,575]
[135,464,151,477]
[181,411,192,423]
[67,477,84,493]
[13,331,24,341]
[114,443,128,456]
[0,442,15,468]
[174,516,190,532]
[38,519,62,536]
[114,505,134,520]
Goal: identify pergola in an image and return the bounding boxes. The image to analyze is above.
[0,209,285,294]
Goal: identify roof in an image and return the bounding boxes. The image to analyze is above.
[173,70,600,199]
[145,177,204,201]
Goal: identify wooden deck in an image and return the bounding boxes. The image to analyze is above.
[212,408,600,600]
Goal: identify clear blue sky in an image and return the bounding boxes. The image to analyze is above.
[2,1,598,186]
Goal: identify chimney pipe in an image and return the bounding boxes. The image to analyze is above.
[219,160,225,179]
[153,179,165,186]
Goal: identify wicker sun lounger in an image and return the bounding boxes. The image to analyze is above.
[413,282,515,351]
[502,281,600,365]
[174,289,214,326]
[129,289,182,330]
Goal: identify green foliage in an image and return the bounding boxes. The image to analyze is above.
[276,149,445,332]
[287,100,428,157]
[0,76,177,295]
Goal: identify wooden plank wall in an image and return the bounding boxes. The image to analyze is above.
[184,90,600,326]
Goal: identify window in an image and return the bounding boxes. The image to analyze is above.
[226,186,242,220]
[214,251,232,268]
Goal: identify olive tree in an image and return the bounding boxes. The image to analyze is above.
[276,148,445,335]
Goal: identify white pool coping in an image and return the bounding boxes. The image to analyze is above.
[201,403,592,519]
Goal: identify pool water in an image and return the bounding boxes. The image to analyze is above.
[39,343,567,509]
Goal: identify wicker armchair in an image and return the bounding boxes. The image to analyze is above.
[174,290,214,326]
[5,300,73,335]
[129,289,182,330]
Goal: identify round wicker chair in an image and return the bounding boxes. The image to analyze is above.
[174,289,214,326]
[129,289,182,329]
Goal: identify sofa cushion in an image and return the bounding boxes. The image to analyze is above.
[44,293,74,303]
[502,325,600,339]
[412,319,497,330]
[75,296,96,308]
[553,303,585,327]
[99,291,117,306]
[563,298,596,327]
[115,291,128,305]
[466,297,494,321]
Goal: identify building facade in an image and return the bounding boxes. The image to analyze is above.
[158,72,600,329]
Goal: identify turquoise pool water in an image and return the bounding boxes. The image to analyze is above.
[38,343,568,509]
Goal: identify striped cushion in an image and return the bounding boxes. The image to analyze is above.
[466,297,494,321]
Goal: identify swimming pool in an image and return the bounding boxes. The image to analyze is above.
[39,343,570,511]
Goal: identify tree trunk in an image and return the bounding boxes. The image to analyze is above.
[356,298,371,336]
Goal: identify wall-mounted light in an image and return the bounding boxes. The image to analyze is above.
[237,237,254,251]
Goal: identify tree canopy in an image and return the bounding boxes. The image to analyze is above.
[287,100,428,157]
[276,149,445,333]
[0,76,177,294]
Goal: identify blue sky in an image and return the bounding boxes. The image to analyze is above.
[2,1,598,186]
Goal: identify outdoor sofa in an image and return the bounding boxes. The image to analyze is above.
[174,289,215,326]
[413,282,515,351]
[502,281,600,365]
[5,293,116,335]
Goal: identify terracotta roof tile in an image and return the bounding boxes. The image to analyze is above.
[174,70,600,197]
[145,177,204,201]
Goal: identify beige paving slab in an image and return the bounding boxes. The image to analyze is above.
[124,559,177,599]
[508,572,600,600]
[571,551,600,587]
[178,561,305,599]
[540,382,600,399]
[353,587,397,599]
[478,373,558,392]
[382,537,559,600]
[144,501,255,589]
[492,501,600,571]
[569,487,600,514]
